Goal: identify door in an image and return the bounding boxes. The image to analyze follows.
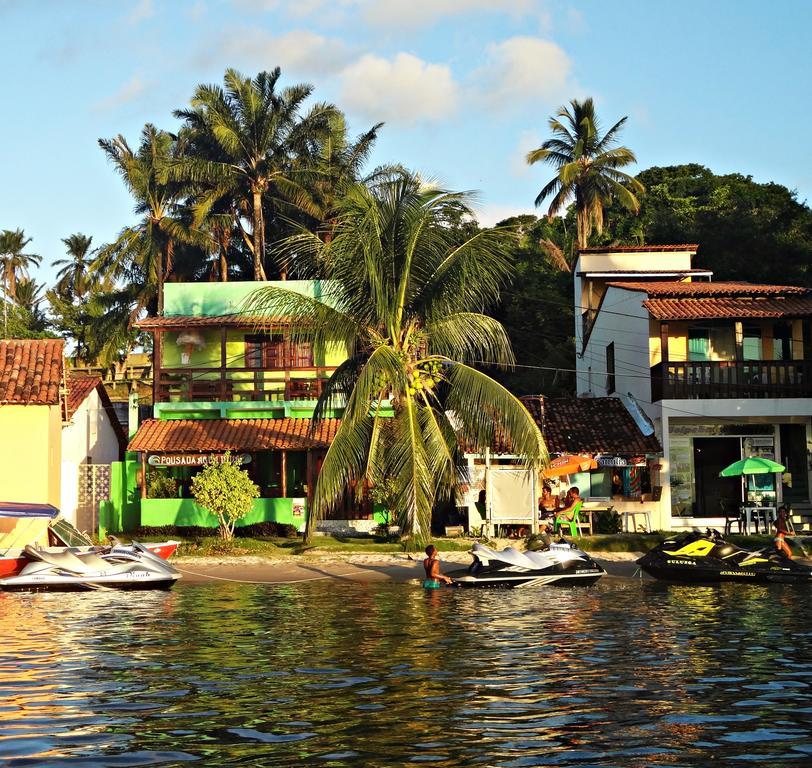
[693,438,741,517]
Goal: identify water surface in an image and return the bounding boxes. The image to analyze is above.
[1,579,811,766]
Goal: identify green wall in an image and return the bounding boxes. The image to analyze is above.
[140,497,306,531]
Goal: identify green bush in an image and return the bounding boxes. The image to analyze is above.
[147,472,178,499]
[593,509,622,534]
[191,453,260,540]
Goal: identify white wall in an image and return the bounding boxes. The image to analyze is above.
[576,286,652,408]
[60,388,121,523]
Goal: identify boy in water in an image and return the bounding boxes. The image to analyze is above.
[423,544,453,589]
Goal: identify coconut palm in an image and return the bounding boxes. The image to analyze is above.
[170,67,338,280]
[96,125,205,315]
[527,97,644,251]
[243,174,547,544]
[53,233,96,298]
[0,228,41,336]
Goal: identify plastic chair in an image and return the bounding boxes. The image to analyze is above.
[554,501,584,537]
[720,498,743,536]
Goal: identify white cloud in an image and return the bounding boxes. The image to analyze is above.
[362,0,535,29]
[339,53,459,124]
[201,28,353,77]
[474,202,538,227]
[94,74,147,111]
[475,36,576,111]
[128,0,154,25]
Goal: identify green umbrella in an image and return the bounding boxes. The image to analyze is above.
[719,456,786,477]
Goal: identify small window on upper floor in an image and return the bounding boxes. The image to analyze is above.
[606,342,615,394]
[688,329,709,361]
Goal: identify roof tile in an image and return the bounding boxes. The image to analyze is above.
[609,281,809,296]
[128,417,340,452]
[643,296,812,320]
[0,339,64,405]
[66,376,101,419]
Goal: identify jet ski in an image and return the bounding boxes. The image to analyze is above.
[452,541,605,588]
[637,529,812,584]
[0,542,181,592]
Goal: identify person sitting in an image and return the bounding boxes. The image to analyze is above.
[423,544,453,589]
[553,487,583,536]
[774,506,793,559]
[538,484,558,534]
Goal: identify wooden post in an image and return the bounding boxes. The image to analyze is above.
[152,330,163,405]
[281,450,288,498]
[306,449,315,519]
[220,326,227,401]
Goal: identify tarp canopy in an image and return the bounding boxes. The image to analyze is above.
[0,502,59,519]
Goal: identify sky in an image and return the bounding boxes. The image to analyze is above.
[1,0,811,286]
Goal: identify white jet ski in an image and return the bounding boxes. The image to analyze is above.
[0,542,181,592]
[452,541,605,588]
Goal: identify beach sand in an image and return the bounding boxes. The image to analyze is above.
[171,551,645,585]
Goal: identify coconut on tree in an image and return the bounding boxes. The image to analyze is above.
[243,173,547,544]
[527,97,644,253]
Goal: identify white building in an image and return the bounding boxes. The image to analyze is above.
[574,244,812,530]
[61,376,126,529]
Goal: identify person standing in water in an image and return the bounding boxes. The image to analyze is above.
[774,506,793,558]
[423,544,453,589]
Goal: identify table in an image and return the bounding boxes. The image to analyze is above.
[740,506,776,535]
[623,510,652,533]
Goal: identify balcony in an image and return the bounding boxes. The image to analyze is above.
[651,360,812,401]
[155,366,336,403]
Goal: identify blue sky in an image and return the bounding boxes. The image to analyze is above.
[1,0,810,285]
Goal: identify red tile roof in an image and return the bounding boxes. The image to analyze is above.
[136,315,289,329]
[643,296,812,320]
[128,417,340,452]
[609,281,809,296]
[579,244,699,254]
[0,339,64,405]
[66,376,100,419]
[522,396,662,455]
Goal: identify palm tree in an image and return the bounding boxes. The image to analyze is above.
[0,228,40,336]
[527,97,644,251]
[53,233,95,298]
[97,125,205,315]
[171,67,338,280]
[243,174,547,544]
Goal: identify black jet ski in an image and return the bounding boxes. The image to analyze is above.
[452,541,605,588]
[0,542,181,592]
[637,529,812,584]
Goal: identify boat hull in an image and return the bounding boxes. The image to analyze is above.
[0,577,179,592]
[638,557,812,585]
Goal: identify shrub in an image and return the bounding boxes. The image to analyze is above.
[191,453,260,540]
[147,472,178,499]
[593,509,622,534]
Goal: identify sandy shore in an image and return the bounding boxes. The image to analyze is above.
[171,550,645,585]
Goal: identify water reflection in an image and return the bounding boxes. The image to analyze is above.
[1,580,811,766]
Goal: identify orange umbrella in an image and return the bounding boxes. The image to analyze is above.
[543,454,598,478]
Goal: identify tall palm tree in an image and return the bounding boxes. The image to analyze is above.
[527,97,644,251]
[0,228,40,336]
[170,67,338,280]
[96,125,205,315]
[53,233,95,298]
[243,174,547,544]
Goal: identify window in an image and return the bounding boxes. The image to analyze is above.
[688,329,709,361]
[244,334,314,369]
[742,325,762,360]
[606,342,615,394]
[773,322,792,360]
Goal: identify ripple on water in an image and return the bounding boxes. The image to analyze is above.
[1,581,812,766]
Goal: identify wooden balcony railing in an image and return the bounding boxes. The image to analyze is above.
[651,360,812,401]
[155,366,336,403]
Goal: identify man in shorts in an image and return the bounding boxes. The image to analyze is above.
[774,506,793,558]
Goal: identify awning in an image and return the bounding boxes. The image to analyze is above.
[128,418,340,453]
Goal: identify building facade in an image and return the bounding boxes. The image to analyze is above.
[574,245,812,529]
[125,281,355,532]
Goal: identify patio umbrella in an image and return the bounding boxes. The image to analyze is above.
[719,456,785,477]
[544,454,598,478]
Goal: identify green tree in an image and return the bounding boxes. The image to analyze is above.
[53,233,96,298]
[171,67,338,280]
[97,125,204,315]
[243,174,547,544]
[0,228,41,336]
[191,454,260,540]
[527,97,644,252]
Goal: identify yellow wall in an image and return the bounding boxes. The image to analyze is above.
[0,404,61,507]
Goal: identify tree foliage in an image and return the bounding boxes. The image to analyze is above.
[191,454,260,540]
